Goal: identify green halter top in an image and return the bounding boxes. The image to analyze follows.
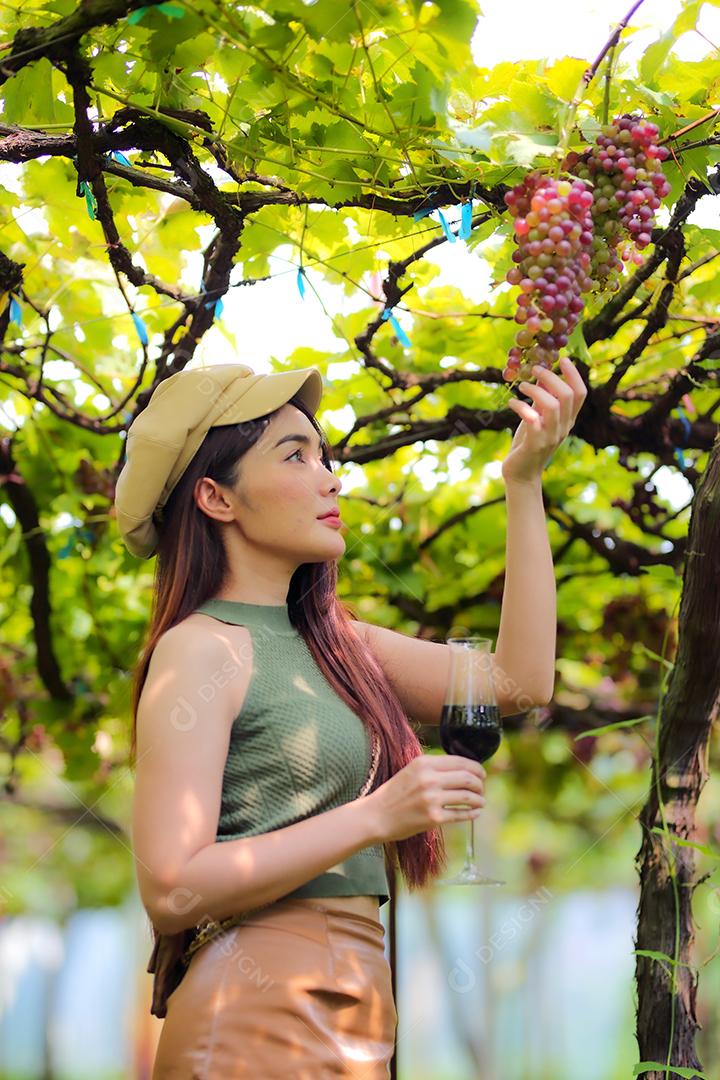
[193,598,390,907]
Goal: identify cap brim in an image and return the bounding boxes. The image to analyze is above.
[281,367,324,415]
[211,366,323,425]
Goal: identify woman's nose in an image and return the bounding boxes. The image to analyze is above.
[323,466,341,493]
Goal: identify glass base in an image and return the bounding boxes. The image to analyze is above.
[438,867,506,886]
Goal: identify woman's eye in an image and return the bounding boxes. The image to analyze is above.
[288,447,325,463]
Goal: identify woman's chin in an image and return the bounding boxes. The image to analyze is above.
[313,533,346,557]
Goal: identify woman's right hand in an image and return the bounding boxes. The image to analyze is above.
[366,753,487,844]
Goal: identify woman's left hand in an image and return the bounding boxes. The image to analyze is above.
[502,357,588,486]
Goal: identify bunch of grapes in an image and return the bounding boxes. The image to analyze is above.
[502,171,595,382]
[501,114,672,380]
[561,114,671,289]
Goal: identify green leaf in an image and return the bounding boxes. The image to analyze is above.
[498,131,558,168]
[423,0,481,44]
[639,564,680,583]
[639,28,677,85]
[3,57,59,125]
[633,948,691,969]
[636,643,674,670]
[388,61,446,128]
[574,715,654,739]
[633,1064,710,1079]
[672,0,706,35]
[567,321,592,365]
[640,1,707,86]
[452,122,494,151]
[294,0,363,42]
[636,85,679,110]
[147,15,211,61]
[541,57,589,102]
[649,828,720,861]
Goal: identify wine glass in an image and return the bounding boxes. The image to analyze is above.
[437,636,505,887]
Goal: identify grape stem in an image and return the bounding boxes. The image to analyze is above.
[553,0,647,178]
[601,43,619,128]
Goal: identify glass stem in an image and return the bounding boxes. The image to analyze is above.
[465,814,476,866]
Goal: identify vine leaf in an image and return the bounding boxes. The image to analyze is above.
[649,829,720,862]
[633,948,692,970]
[574,715,654,739]
[633,1065,710,1079]
[637,643,674,670]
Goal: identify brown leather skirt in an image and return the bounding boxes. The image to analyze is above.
[151,897,397,1079]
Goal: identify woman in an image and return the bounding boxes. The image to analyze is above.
[115,359,585,1077]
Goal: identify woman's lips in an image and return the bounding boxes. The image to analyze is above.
[319,513,342,527]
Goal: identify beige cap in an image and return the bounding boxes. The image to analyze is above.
[114,363,323,559]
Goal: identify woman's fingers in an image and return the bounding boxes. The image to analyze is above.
[557,357,589,414]
[537,358,588,422]
[442,794,486,810]
[516,358,588,431]
[441,769,487,793]
[516,381,563,434]
[528,369,572,423]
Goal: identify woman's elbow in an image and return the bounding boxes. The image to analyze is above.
[137,866,197,935]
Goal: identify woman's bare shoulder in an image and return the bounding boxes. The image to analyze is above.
[144,613,254,719]
[156,610,253,649]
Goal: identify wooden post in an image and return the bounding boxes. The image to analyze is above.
[634,432,720,1076]
[389,860,398,1080]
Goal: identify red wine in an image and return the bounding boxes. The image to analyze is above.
[440,703,502,763]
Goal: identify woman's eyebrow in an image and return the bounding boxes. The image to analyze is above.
[273,433,324,451]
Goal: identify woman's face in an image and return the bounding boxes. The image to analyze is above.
[210,403,346,564]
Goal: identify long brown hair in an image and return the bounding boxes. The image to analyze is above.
[130,393,446,891]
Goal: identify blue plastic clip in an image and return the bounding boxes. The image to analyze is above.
[128,2,186,24]
[675,406,691,442]
[436,209,456,244]
[109,150,133,167]
[459,199,473,240]
[78,180,97,220]
[381,308,411,348]
[131,311,149,346]
[199,284,224,320]
[8,293,22,326]
[412,188,440,222]
[57,535,75,560]
[674,406,692,470]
